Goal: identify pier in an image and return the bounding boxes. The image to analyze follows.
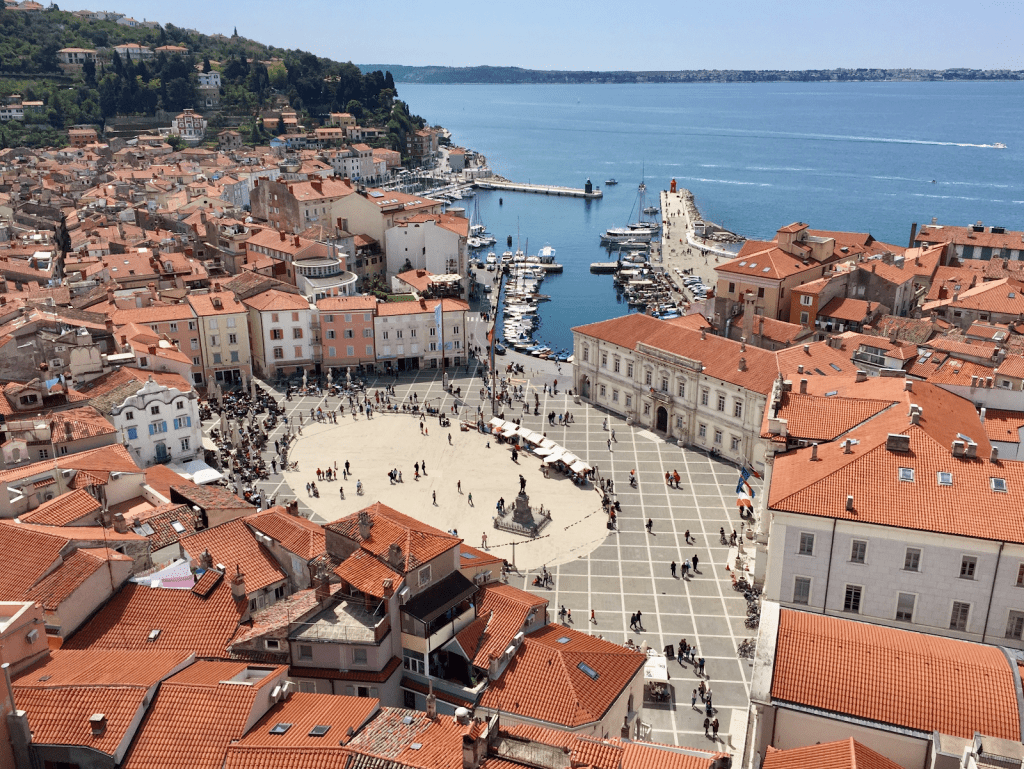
[475,180,603,199]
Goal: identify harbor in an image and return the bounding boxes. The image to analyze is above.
[475,178,603,199]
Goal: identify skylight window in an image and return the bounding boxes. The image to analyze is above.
[749,262,758,269]
[937,472,953,486]
[401,716,415,725]
[830,363,842,371]
[557,636,571,644]
[170,521,185,533]
[898,468,914,482]
[814,368,827,376]
[308,725,331,737]
[763,267,771,273]
[825,390,838,397]
[739,261,747,266]
[1010,292,1017,299]
[992,478,1008,493]
[577,662,599,680]
[269,723,293,735]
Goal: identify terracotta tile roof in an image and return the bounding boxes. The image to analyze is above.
[170,483,252,512]
[235,692,378,748]
[344,707,479,769]
[762,392,896,442]
[458,544,504,574]
[128,502,199,550]
[48,406,118,442]
[0,521,68,600]
[905,352,995,386]
[12,649,193,756]
[771,609,1020,740]
[64,578,247,657]
[182,519,287,593]
[398,212,470,238]
[400,676,476,709]
[0,442,140,488]
[718,241,816,280]
[19,488,100,526]
[996,354,1024,380]
[620,741,723,769]
[188,290,247,316]
[230,588,323,647]
[762,738,903,769]
[479,623,645,728]
[333,549,402,598]
[144,463,193,499]
[865,315,945,345]
[26,547,130,609]
[71,469,109,488]
[471,584,548,668]
[191,568,224,597]
[78,367,192,415]
[317,295,378,313]
[222,746,353,769]
[984,410,1024,445]
[916,224,1024,251]
[452,612,490,664]
[122,661,286,769]
[246,507,325,560]
[818,297,876,323]
[576,314,851,395]
[326,502,460,574]
[243,289,311,313]
[925,277,1024,316]
[375,298,469,318]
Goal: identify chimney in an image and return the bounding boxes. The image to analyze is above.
[314,561,331,602]
[700,328,706,340]
[910,410,920,426]
[803,344,810,354]
[89,713,107,738]
[279,230,286,242]
[455,707,471,726]
[809,443,818,461]
[387,543,403,571]
[904,380,912,392]
[965,442,978,459]
[425,681,437,719]
[462,732,482,769]
[971,376,978,388]
[781,380,792,392]
[105,318,114,333]
[738,357,746,372]
[845,495,854,512]
[113,513,127,534]
[843,439,853,454]
[952,440,966,457]
[198,548,213,570]
[991,446,1000,463]
[980,407,987,423]
[799,378,807,394]
[64,421,74,441]
[287,499,300,516]
[230,564,247,599]
[855,370,867,383]
[357,510,372,540]
[797,364,804,374]
[294,236,301,247]
[740,336,746,352]
[758,316,765,337]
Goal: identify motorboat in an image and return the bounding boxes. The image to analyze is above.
[468,236,486,249]
[537,245,557,263]
[602,227,658,243]
[605,179,618,185]
[486,252,498,265]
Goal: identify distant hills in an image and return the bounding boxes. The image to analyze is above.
[358,65,1024,85]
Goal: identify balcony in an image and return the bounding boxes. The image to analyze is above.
[289,597,391,645]
[399,571,478,654]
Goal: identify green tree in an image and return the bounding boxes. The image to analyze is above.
[82,59,96,87]
[202,55,211,73]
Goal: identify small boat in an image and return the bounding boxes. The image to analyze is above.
[605,179,618,185]
[486,252,498,265]
[537,245,557,263]
[994,143,1007,149]
[643,206,659,216]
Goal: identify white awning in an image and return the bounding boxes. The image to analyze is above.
[165,459,223,485]
[544,451,567,465]
[523,431,545,445]
[644,654,669,684]
[569,460,591,473]
[539,439,557,449]
[533,447,555,457]
[201,436,217,451]
[488,418,506,429]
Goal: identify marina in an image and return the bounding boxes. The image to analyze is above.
[475,178,603,199]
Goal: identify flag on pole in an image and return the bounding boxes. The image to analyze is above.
[434,302,443,336]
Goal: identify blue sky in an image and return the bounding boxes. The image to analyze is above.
[57,0,1023,71]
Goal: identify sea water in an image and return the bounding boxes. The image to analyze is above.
[402,81,1024,351]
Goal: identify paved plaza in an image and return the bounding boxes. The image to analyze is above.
[219,357,757,750]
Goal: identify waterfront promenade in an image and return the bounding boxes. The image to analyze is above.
[476,178,603,198]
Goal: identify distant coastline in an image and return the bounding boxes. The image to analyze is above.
[357,65,1024,85]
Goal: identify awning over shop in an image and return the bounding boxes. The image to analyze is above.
[165,459,223,485]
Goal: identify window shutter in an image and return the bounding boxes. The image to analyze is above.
[186,416,192,427]
[162,421,168,433]
[148,424,154,436]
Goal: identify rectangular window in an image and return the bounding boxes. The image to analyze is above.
[678,382,685,397]
[418,566,431,587]
[228,334,237,345]
[347,346,354,356]
[271,328,283,340]
[896,593,915,622]
[731,436,741,451]
[293,328,303,339]
[601,353,607,368]
[798,532,814,556]
[150,406,160,415]
[180,438,190,452]
[950,601,970,631]
[230,350,239,362]
[850,540,867,564]
[1017,564,1024,587]
[169,322,178,332]
[299,644,313,660]
[294,346,303,357]
[698,423,706,438]
[209,318,218,330]
[327,330,336,339]
[843,585,862,613]
[345,329,354,338]
[292,312,300,322]
[800,294,813,306]
[352,648,368,664]
[613,357,620,373]
[212,352,222,364]
[714,429,722,444]
[627,363,633,378]
[125,411,134,421]
[127,427,138,440]
[960,556,977,580]
[717,394,725,412]
[800,311,809,325]
[599,385,606,397]
[612,389,619,402]
[734,401,743,418]
[701,390,709,406]
[190,338,199,349]
[904,548,921,572]
[209,335,219,347]
[272,313,279,323]
[1007,611,1024,640]
[582,347,589,362]
[645,371,652,386]
[273,347,284,359]
[625,395,632,407]
[793,577,811,605]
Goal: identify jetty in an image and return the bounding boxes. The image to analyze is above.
[475,179,602,199]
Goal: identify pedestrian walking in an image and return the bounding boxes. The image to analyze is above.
[635,610,643,630]
[414,461,420,475]
[703,717,710,737]
[684,529,691,544]
[422,460,427,475]
[629,613,637,630]
[698,656,705,676]
[271,459,277,473]
[665,472,671,486]
[683,559,691,577]
[692,689,698,710]
[590,608,596,624]
[448,433,452,445]
[646,518,653,533]
[481,531,487,548]
[692,554,700,572]
[705,698,713,717]
[670,560,677,578]
[468,492,473,506]
[458,480,462,494]
[432,490,437,506]
[607,438,612,452]
[711,718,720,741]
[611,428,616,442]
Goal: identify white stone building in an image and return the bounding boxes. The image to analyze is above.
[242,288,316,379]
[109,378,201,467]
[384,213,469,290]
[169,109,207,146]
[373,298,469,374]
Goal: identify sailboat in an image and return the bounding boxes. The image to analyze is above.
[601,169,660,244]
[468,198,495,247]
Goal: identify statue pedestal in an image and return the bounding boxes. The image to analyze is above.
[495,491,551,539]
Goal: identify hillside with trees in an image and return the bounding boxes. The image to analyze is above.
[0,6,419,148]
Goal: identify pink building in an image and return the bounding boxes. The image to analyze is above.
[317,296,377,374]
